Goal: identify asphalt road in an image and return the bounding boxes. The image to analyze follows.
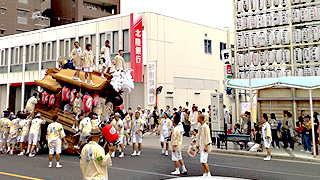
[0,146,319,180]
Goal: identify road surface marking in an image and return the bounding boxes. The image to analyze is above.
[0,172,44,180]
[184,160,319,179]
[33,156,176,178]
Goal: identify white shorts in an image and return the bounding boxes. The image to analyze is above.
[172,151,182,162]
[0,132,8,143]
[118,136,124,145]
[264,139,271,149]
[75,65,81,70]
[132,134,142,144]
[18,135,28,143]
[28,133,38,145]
[6,136,17,144]
[83,67,93,72]
[200,150,208,164]
[102,58,111,68]
[80,135,89,144]
[159,131,169,142]
[49,141,62,154]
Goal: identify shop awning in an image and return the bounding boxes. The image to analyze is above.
[226,76,320,90]
[227,76,319,157]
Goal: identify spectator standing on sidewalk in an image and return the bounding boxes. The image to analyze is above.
[165,105,172,119]
[286,112,295,150]
[281,110,289,148]
[261,113,272,161]
[183,108,190,137]
[270,113,280,149]
[312,113,319,156]
[241,111,251,135]
[301,115,312,153]
[152,106,159,131]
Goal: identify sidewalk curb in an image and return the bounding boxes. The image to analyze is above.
[210,149,320,163]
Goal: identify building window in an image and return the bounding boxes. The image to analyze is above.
[112,31,118,53]
[0,49,8,66]
[42,42,54,61]
[123,29,129,52]
[26,44,39,63]
[220,42,227,60]
[17,10,28,24]
[204,39,212,54]
[11,47,23,65]
[18,0,28,4]
[1,8,5,14]
[0,30,4,36]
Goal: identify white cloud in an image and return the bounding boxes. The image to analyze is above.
[120,0,234,31]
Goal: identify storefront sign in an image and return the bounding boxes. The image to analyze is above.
[130,13,143,82]
[147,61,156,105]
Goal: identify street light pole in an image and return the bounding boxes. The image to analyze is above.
[247,37,254,131]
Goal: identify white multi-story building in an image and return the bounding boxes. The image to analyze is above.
[0,12,234,114]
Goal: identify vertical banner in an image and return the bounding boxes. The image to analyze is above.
[147,61,156,105]
[130,13,143,82]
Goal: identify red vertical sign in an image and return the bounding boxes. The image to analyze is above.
[130,13,143,82]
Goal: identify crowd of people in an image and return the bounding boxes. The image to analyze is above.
[237,110,320,160]
[0,100,215,179]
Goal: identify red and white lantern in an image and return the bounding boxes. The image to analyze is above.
[62,87,71,101]
[42,91,49,104]
[70,89,77,105]
[93,94,99,106]
[83,94,93,112]
[48,94,55,107]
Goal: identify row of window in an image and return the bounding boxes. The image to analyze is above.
[0,30,130,67]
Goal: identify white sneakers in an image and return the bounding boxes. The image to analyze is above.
[29,153,35,157]
[111,151,115,158]
[263,156,271,161]
[119,153,124,158]
[300,149,306,152]
[17,152,24,156]
[74,145,80,150]
[77,78,83,82]
[131,151,140,156]
[275,146,280,149]
[48,162,62,168]
[287,147,293,151]
[56,163,62,168]
[203,172,212,177]
[162,149,165,154]
[9,150,13,156]
[165,151,168,156]
[101,74,105,78]
[90,81,95,86]
[305,150,310,153]
[171,169,180,175]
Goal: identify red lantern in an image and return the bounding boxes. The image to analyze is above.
[42,91,49,104]
[62,87,71,101]
[83,94,93,112]
[101,124,118,143]
[70,89,77,104]
[93,94,99,106]
[48,94,55,106]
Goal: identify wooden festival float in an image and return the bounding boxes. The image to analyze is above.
[33,67,126,154]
